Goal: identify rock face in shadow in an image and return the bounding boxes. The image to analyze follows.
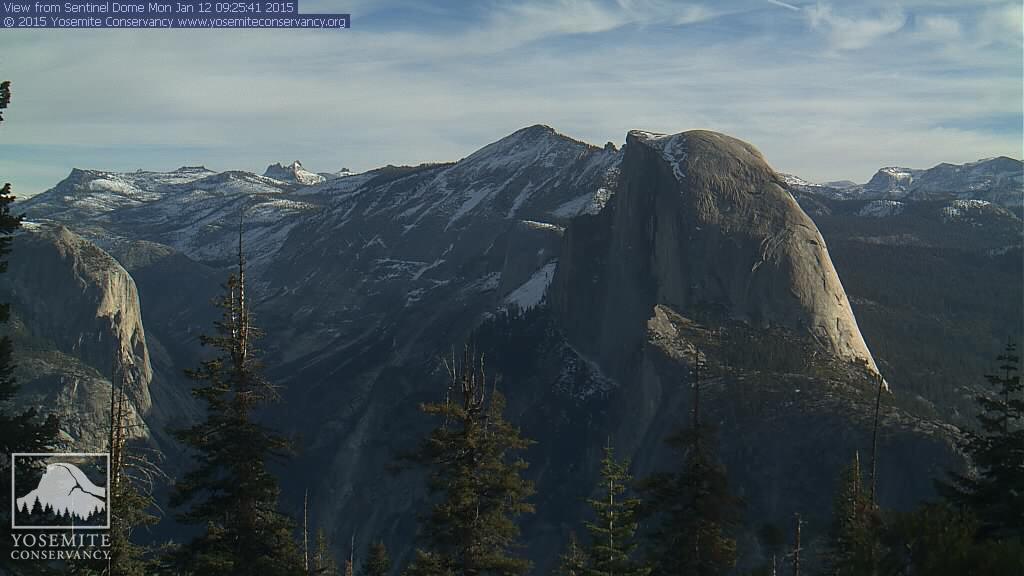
[531,129,965,572]
[552,129,877,383]
[2,223,152,447]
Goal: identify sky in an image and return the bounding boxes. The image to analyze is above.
[0,0,1021,196]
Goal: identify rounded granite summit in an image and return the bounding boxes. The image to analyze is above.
[556,128,881,379]
[628,129,783,199]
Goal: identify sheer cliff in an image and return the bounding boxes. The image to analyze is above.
[552,129,878,382]
[2,223,152,447]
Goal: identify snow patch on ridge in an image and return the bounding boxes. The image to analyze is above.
[504,261,557,311]
[521,220,564,234]
[942,199,992,222]
[553,187,614,218]
[857,200,904,218]
[780,173,822,188]
[630,130,688,182]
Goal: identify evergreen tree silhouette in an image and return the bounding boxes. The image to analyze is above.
[578,443,649,576]
[170,222,303,575]
[939,339,1023,538]
[404,348,534,576]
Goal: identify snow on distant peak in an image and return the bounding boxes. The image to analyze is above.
[942,199,992,222]
[172,165,214,175]
[857,200,904,218]
[459,124,590,173]
[263,161,326,186]
[629,130,687,182]
[880,167,914,179]
[780,173,821,188]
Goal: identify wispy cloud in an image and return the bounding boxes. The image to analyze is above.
[806,2,907,51]
[977,3,1023,46]
[916,14,961,39]
[372,0,724,58]
[0,0,1019,193]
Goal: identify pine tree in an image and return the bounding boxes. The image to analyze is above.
[0,79,60,570]
[404,348,535,576]
[879,502,1024,575]
[554,533,587,576]
[827,452,879,576]
[170,226,303,576]
[309,528,340,575]
[939,339,1024,539]
[581,443,649,576]
[642,349,739,575]
[361,541,391,576]
[403,551,453,576]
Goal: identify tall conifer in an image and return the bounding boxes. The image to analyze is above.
[581,443,649,576]
[827,452,879,576]
[642,348,738,575]
[405,349,534,576]
[170,223,302,575]
[361,541,391,576]
[939,340,1023,539]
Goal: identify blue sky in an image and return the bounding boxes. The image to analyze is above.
[0,0,1021,196]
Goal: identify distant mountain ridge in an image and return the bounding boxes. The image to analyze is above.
[781,156,1023,207]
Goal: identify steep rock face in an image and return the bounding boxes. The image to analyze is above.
[553,129,877,380]
[496,220,562,307]
[536,130,962,570]
[783,192,1023,425]
[2,223,153,447]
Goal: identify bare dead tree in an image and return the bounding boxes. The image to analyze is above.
[869,373,885,507]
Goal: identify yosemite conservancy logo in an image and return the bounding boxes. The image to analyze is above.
[11,453,110,530]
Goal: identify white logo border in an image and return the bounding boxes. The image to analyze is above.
[10,452,111,530]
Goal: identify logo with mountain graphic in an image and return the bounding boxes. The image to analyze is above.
[10,453,110,530]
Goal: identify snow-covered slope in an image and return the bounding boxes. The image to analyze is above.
[20,165,317,270]
[20,125,622,364]
[262,124,621,362]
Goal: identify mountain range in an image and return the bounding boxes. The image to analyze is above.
[6,125,1022,571]
[781,155,1023,207]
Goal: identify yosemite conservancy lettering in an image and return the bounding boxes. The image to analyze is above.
[10,549,111,561]
[12,533,110,548]
[104,16,172,26]
[10,533,111,561]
